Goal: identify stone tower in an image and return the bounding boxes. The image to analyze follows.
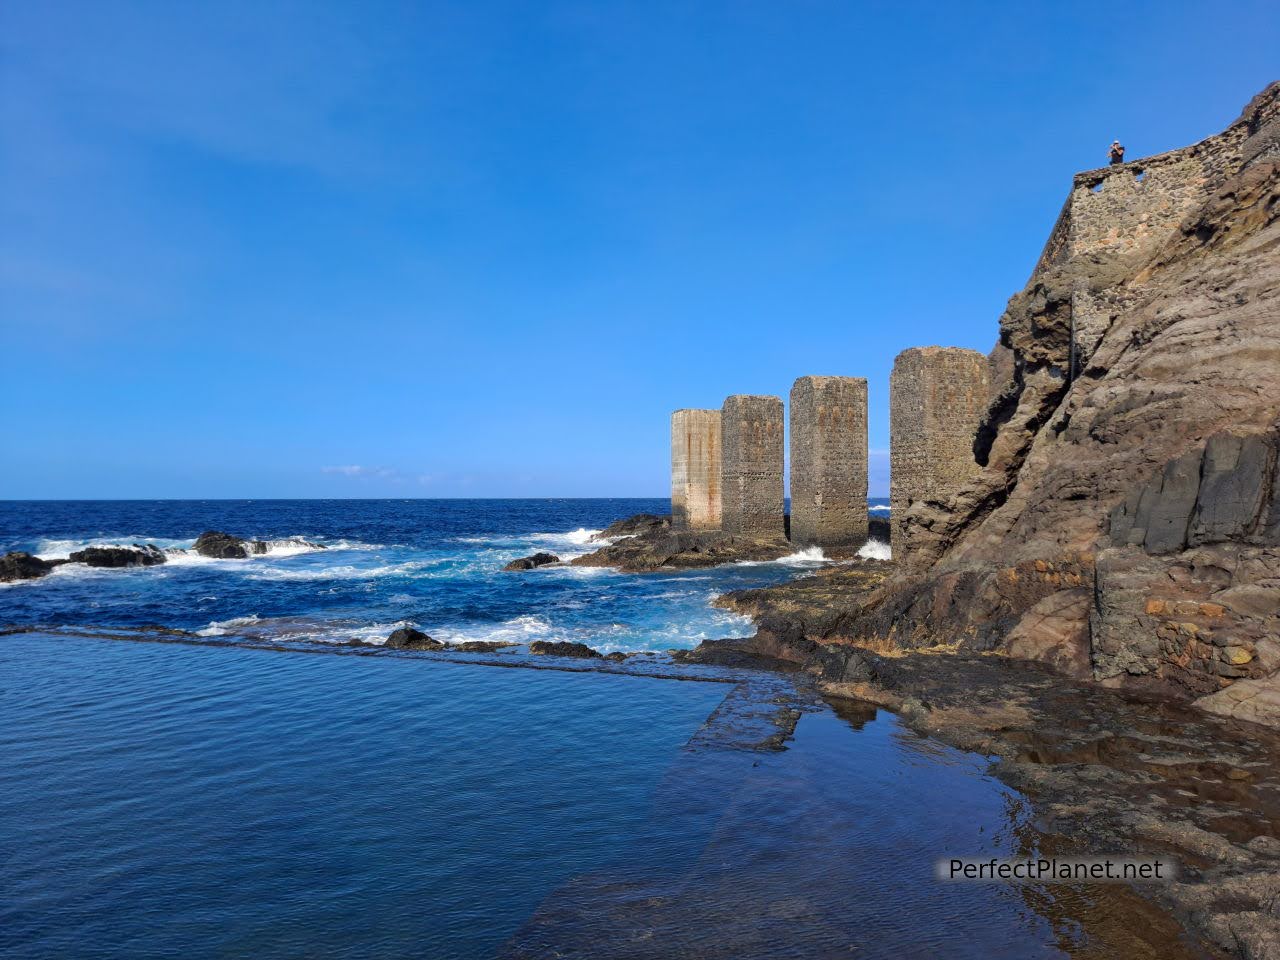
[789,376,868,549]
[721,395,785,538]
[890,347,990,552]
[670,409,722,531]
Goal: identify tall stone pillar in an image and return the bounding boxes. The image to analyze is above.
[889,347,990,552]
[670,409,722,531]
[789,376,868,548]
[721,395,785,538]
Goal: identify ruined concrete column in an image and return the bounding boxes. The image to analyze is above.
[720,395,785,538]
[789,376,868,549]
[890,347,990,552]
[670,409,722,531]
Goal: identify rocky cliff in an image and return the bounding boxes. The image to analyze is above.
[832,82,1280,725]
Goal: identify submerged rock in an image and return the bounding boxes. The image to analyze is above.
[503,552,560,571]
[383,627,444,650]
[69,545,166,568]
[450,640,519,653]
[0,551,55,582]
[528,640,601,659]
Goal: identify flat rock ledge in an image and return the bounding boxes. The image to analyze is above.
[675,620,1280,960]
[573,526,792,573]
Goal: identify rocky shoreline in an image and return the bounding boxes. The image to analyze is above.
[0,531,325,583]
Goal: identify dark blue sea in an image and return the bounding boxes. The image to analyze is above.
[0,500,1198,958]
[0,498,894,649]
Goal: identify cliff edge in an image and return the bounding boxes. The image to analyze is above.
[820,82,1280,725]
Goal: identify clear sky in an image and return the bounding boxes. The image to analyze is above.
[2,1,1276,499]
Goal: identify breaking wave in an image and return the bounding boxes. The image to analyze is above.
[858,539,892,561]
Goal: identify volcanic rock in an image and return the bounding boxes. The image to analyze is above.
[591,514,671,541]
[0,551,55,582]
[728,82,1280,724]
[69,545,166,568]
[503,552,560,571]
[383,627,444,650]
[573,528,791,573]
[193,531,252,559]
[528,640,601,659]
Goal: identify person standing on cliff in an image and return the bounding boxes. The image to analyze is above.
[1109,140,1125,164]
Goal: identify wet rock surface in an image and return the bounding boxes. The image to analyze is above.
[592,513,670,540]
[528,640,601,659]
[383,627,444,650]
[68,545,166,568]
[0,552,56,582]
[573,526,792,573]
[810,648,1280,960]
[192,531,323,559]
[503,552,561,571]
[714,562,892,635]
[193,531,252,559]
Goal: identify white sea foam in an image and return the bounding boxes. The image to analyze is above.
[431,614,559,647]
[33,533,368,564]
[34,536,188,560]
[777,546,828,566]
[197,614,264,637]
[246,560,430,582]
[858,539,892,561]
[529,528,602,546]
[869,504,892,513]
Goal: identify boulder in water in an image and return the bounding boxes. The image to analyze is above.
[193,531,251,559]
[384,627,444,650]
[0,551,55,582]
[69,545,166,568]
[528,640,601,659]
[503,552,560,571]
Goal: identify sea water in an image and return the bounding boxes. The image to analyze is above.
[1,499,887,649]
[0,500,1203,958]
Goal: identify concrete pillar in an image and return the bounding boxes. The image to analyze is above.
[789,376,868,548]
[721,395,785,538]
[670,409,722,531]
[890,347,990,551]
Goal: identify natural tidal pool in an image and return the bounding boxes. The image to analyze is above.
[1,634,1206,959]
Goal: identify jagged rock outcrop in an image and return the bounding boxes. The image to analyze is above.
[383,627,444,650]
[749,83,1280,725]
[0,551,56,582]
[592,514,670,540]
[193,531,254,559]
[69,545,167,568]
[528,640,601,659]
[192,531,322,559]
[573,523,791,572]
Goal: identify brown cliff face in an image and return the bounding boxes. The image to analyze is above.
[858,83,1280,724]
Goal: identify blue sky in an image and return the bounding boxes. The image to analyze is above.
[2,1,1276,499]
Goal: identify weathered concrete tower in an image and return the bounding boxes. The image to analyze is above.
[890,347,990,551]
[670,409,723,531]
[721,395,785,538]
[789,376,868,548]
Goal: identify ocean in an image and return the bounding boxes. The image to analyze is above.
[0,499,1200,958]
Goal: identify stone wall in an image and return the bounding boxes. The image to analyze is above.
[889,347,990,552]
[1031,84,1280,367]
[721,395,785,538]
[789,376,868,548]
[670,409,722,531]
